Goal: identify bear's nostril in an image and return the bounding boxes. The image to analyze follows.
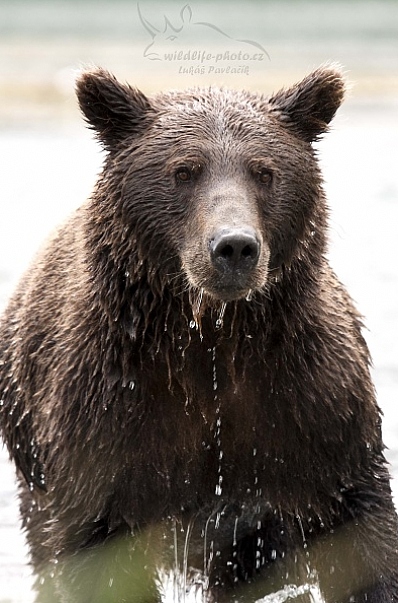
[242,244,255,258]
[219,244,234,259]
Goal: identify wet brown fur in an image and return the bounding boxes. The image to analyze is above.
[1,66,398,602]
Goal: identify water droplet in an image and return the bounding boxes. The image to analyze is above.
[212,349,218,391]
[215,512,221,530]
[245,289,253,302]
[233,517,239,547]
[189,319,197,329]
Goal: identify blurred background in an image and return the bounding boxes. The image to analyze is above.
[0,1,397,601]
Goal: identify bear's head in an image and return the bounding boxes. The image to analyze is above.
[76,66,344,317]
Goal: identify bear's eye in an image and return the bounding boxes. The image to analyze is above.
[257,168,273,185]
[175,167,192,183]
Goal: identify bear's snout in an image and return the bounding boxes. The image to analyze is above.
[182,211,269,302]
[210,227,260,272]
[201,224,268,301]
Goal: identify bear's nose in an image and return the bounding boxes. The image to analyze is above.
[210,228,261,272]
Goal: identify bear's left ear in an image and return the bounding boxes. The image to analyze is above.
[76,68,153,149]
[269,65,346,142]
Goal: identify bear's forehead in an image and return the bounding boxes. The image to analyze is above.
[154,87,265,107]
[149,88,279,149]
[153,88,270,127]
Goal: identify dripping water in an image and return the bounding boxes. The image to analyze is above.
[203,513,213,585]
[215,302,227,330]
[190,288,204,337]
[212,347,218,393]
[212,347,223,497]
[182,518,195,602]
[214,417,223,497]
[172,519,179,602]
[296,513,307,550]
[253,445,263,569]
[232,516,239,583]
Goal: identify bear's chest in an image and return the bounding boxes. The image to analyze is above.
[114,354,328,524]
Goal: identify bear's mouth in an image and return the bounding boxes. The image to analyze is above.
[205,262,263,298]
[206,283,254,303]
[183,259,270,331]
[188,285,255,332]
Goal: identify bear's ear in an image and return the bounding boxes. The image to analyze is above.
[269,65,345,142]
[76,68,153,149]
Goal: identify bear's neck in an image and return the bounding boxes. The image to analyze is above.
[100,251,324,389]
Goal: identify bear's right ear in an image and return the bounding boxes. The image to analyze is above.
[76,68,153,149]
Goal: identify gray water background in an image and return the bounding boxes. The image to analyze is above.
[0,1,397,600]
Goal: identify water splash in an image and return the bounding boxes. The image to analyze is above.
[203,513,213,582]
[182,518,195,603]
[171,520,180,602]
[157,565,206,603]
[256,583,313,603]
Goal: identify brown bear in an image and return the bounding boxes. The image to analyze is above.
[1,65,398,603]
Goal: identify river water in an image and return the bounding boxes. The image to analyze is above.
[0,0,397,601]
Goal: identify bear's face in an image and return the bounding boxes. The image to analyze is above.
[76,67,344,305]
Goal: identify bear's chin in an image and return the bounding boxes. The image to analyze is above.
[203,270,269,303]
[207,286,255,303]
